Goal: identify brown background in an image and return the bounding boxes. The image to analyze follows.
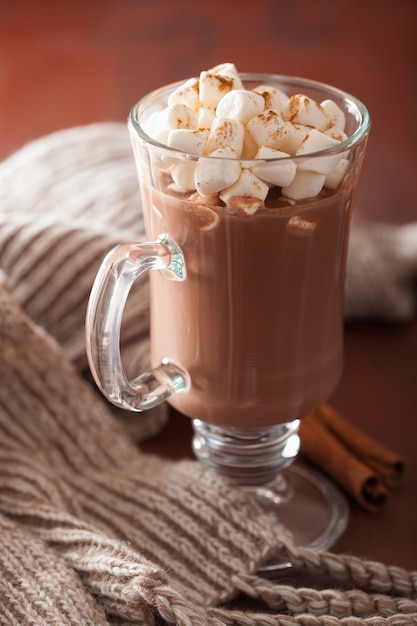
[0,0,416,570]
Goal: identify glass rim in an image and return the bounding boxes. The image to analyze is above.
[128,72,371,163]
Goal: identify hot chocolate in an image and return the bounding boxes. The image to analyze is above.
[128,63,366,427]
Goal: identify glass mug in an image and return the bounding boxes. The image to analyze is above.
[86,74,370,552]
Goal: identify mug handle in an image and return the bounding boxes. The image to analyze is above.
[85,234,189,411]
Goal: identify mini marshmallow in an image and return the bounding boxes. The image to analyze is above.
[282,169,326,200]
[251,146,297,188]
[323,126,348,142]
[219,169,269,206]
[170,161,197,192]
[296,129,343,175]
[194,147,241,196]
[324,157,349,189]
[227,197,265,215]
[198,106,216,130]
[144,103,198,142]
[321,99,346,131]
[275,122,310,154]
[205,117,245,155]
[287,215,317,235]
[253,84,288,114]
[241,127,259,158]
[167,129,208,154]
[195,204,220,230]
[247,109,286,149]
[199,70,237,107]
[189,190,220,206]
[168,77,200,112]
[216,90,265,124]
[284,94,327,130]
[210,63,243,89]
[142,112,169,144]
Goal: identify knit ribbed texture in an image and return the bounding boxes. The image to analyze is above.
[345,217,417,322]
[0,273,286,620]
[0,124,148,371]
[0,124,166,441]
[0,124,416,624]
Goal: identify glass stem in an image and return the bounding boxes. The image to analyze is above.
[192,419,300,486]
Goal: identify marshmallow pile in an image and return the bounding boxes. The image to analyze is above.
[144,63,350,206]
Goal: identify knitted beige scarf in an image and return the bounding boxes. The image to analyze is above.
[0,124,416,625]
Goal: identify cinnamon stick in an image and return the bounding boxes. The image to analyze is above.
[315,404,405,489]
[299,412,388,512]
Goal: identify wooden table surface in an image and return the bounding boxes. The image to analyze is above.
[0,0,416,572]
